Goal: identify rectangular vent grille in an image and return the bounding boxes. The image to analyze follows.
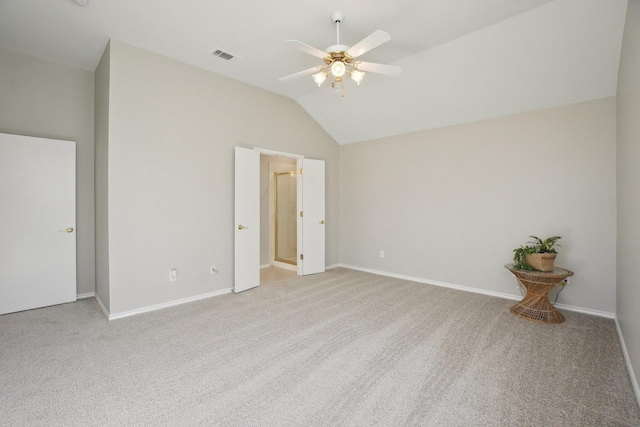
[212,49,242,62]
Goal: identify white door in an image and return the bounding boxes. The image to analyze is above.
[234,147,260,292]
[298,158,325,275]
[0,133,76,315]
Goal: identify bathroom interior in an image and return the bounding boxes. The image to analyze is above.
[261,155,298,275]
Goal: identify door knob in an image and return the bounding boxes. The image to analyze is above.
[66,227,74,233]
[238,225,248,230]
[320,220,325,225]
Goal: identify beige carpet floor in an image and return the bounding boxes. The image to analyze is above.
[1,267,639,426]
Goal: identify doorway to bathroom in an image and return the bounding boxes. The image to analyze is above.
[234,147,325,293]
[264,155,298,272]
[274,170,297,268]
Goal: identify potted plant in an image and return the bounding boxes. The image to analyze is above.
[512,235,561,272]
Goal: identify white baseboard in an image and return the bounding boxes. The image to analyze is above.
[76,292,95,299]
[263,263,340,271]
[338,264,615,319]
[615,316,640,407]
[94,294,110,319]
[272,260,297,272]
[94,264,343,320]
[102,288,233,321]
[553,302,614,319]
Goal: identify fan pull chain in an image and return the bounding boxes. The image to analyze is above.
[331,78,345,97]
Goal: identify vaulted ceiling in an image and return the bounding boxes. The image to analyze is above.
[0,0,627,144]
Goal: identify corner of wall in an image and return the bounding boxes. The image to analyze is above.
[94,40,111,312]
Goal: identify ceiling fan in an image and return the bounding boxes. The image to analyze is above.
[279,11,402,96]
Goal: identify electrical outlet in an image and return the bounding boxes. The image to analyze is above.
[379,250,384,258]
[169,269,177,282]
[210,265,217,274]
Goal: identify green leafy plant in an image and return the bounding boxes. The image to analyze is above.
[512,235,562,270]
[528,235,562,254]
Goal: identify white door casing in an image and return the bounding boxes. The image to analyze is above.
[0,133,76,315]
[296,158,303,275]
[234,147,260,292]
[298,158,325,275]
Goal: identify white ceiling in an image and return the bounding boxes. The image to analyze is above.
[0,0,627,144]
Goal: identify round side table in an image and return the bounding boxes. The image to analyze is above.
[505,264,574,324]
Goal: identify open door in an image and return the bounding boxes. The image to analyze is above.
[234,147,260,292]
[298,158,325,275]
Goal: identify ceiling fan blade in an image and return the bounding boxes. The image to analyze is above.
[279,66,325,83]
[284,40,328,59]
[354,61,402,76]
[346,30,391,59]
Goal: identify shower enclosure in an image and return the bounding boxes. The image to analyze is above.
[274,171,297,265]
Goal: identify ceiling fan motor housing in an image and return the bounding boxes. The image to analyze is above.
[323,49,352,65]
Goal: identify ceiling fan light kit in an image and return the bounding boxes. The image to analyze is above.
[350,69,365,85]
[312,70,328,87]
[331,61,346,77]
[279,11,402,96]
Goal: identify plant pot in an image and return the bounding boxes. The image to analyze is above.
[525,253,557,272]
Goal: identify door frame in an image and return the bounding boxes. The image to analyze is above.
[255,148,304,276]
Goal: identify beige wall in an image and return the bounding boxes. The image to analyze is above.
[617,0,640,402]
[340,97,617,314]
[0,48,96,296]
[94,43,111,311]
[102,41,339,315]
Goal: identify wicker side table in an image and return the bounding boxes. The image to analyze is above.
[505,264,574,324]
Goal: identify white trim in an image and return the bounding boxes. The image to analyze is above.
[104,288,233,321]
[338,264,615,319]
[264,262,338,272]
[254,147,304,159]
[554,302,614,319]
[76,292,95,299]
[94,294,110,319]
[272,260,297,272]
[615,316,640,407]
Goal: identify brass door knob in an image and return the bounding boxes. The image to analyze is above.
[66,227,74,233]
[238,225,248,230]
[320,220,325,225]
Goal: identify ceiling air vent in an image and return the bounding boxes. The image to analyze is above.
[211,49,242,62]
